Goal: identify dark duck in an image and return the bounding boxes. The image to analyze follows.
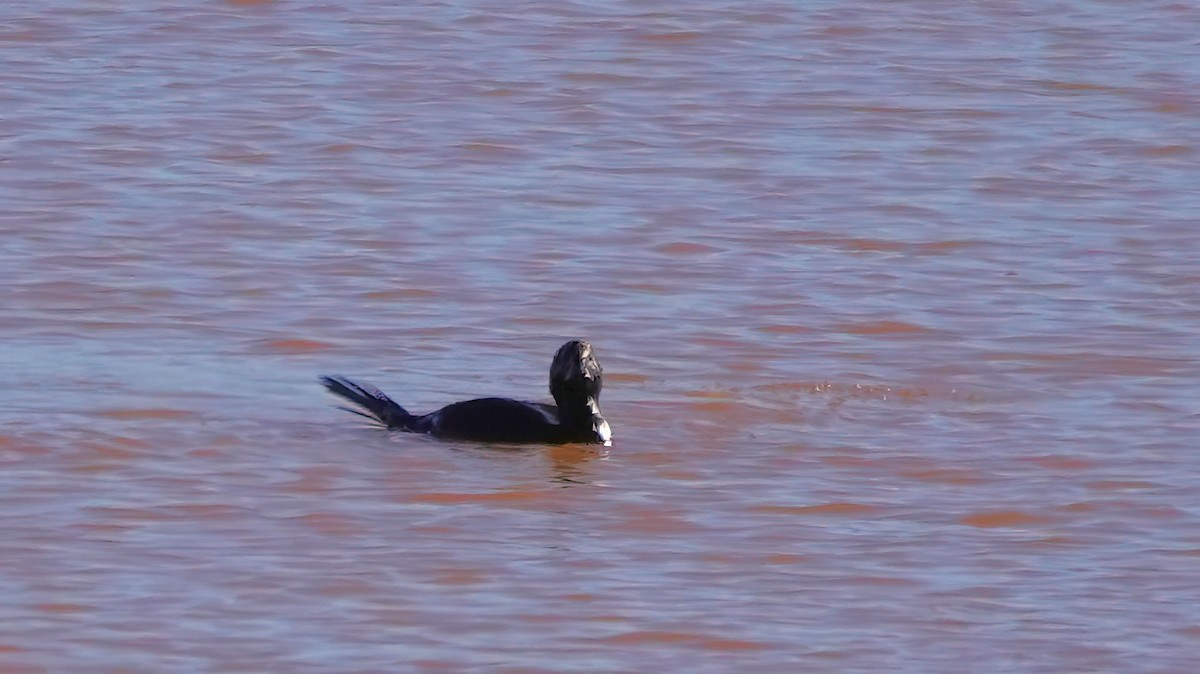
[320,340,612,446]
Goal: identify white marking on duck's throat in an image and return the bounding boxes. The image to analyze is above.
[588,396,612,446]
[595,417,612,446]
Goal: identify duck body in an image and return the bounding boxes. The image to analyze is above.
[320,340,612,446]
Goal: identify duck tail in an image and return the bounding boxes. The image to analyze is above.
[319,376,416,430]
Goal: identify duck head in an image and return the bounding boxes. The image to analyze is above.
[549,340,611,445]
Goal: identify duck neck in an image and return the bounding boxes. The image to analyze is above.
[555,392,602,429]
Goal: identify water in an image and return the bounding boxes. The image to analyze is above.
[2,1,1199,672]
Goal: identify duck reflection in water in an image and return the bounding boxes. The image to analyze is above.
[321,340,612,447]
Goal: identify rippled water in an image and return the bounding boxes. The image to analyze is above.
[2,1,1199,672]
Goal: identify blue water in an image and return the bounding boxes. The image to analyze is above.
[2,1,1199,672]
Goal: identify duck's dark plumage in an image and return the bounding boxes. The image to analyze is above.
[320,340,612,446]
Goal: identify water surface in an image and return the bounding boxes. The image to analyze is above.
[2,1,1199,672]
